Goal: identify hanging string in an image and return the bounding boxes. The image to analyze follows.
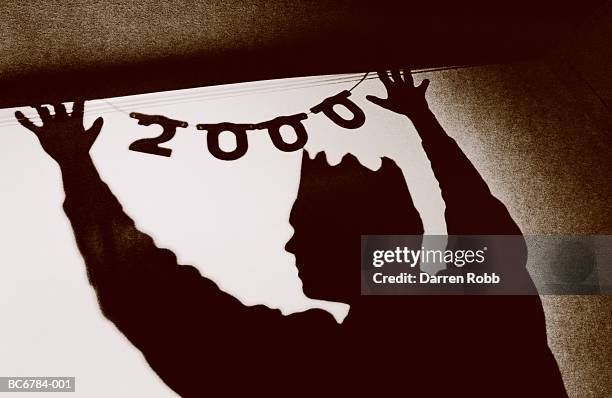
[348,72,369,92]
[107,73,372,118]
[97,64,478,112]
[0,64,485,127]
[0,73,370,127]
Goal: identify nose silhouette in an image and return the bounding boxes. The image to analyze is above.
[285,236,296,254]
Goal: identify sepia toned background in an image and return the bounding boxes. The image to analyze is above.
[0,1,610,397]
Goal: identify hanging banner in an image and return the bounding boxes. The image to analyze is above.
[128,81,369,161]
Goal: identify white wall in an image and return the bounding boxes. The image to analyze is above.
[0,73,447,397]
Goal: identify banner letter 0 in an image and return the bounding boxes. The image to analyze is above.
[197,123,250,161]
[310,90,366,129]
[257,113,309,152]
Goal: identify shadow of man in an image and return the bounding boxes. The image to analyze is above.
[13,70,567,397]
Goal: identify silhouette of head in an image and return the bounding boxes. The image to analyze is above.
[286,151,423,303]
